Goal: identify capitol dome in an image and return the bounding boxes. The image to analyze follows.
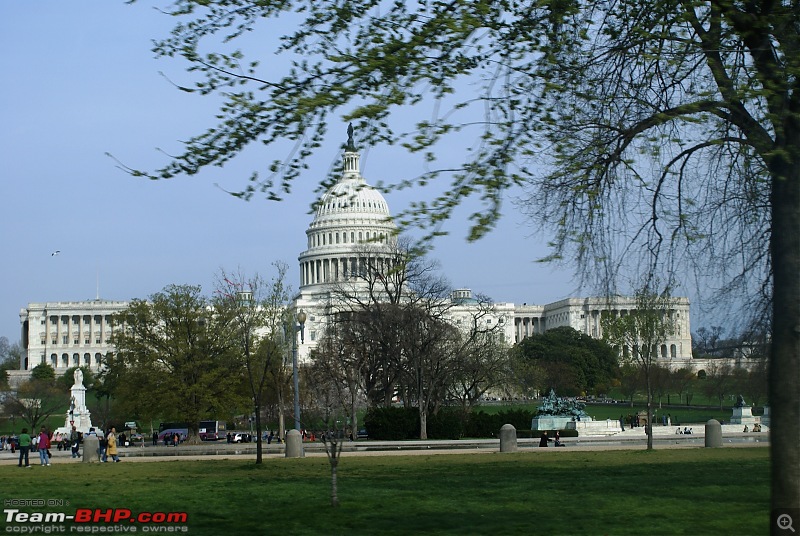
[298,127,397,290]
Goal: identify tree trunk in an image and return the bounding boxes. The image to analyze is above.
[419,408,427,440]
[350,398,358,442]
[330,458,339,507]
[277,392,286,441]
[769,156,800,514]
[254,403,263,464]
[645,372,653,451]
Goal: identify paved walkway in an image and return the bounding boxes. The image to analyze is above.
[0,431,768,466]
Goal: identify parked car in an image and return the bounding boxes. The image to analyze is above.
[231,432,252,443]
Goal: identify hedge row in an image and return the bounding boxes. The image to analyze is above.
[363,407,579,440]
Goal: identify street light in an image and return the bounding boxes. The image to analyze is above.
[292,309,307,431]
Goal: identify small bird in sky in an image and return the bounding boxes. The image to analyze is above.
[51,250,60,256]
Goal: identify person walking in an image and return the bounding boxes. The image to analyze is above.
[17,428,32,467]
[99,432,108,462]
[70,425,80,458]
[37,427,51,466]
[105,427,121,462]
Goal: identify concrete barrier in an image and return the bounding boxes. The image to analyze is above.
[285,429,304,458]
[82,435,101,463]
[499,424,518,452]
[705,419,722,448]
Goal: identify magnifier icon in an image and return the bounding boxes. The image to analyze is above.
[778,514,795,532]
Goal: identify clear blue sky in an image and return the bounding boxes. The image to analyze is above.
[0,2,704,345]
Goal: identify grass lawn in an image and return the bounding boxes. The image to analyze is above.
[1,447,769,535]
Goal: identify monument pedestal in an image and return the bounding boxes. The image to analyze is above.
[54,369,95,437]
[532,416,593,431]
[730,406,759,426]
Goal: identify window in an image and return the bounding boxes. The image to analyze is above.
[62,335,68,344]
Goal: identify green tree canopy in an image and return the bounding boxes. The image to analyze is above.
[30,363,56,383]
[128,0,799,511]
[107,284,247,440]
[511,326,618,396]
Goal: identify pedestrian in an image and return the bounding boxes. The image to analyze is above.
[37,427,51,466]
[99,432,108,461]
[17,428,32,468]
[105,427,121,462]
[173,433,179,447]
[70,425,80,459]
[539,431,551,447]
[152,432,158,446]
[619,415,625,431]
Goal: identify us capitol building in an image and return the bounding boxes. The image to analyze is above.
[16,129,694,382]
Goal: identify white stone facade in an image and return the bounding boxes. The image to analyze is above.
[514,296,693,362]
[16,132,696,376]
[19,300,128,374]
[292,132,694,364]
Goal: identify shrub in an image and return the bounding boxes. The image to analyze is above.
[427,409,466,439]
[363,407,418,440]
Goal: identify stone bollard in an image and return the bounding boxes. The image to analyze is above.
[82,435,101,463]
[285,429,305,458]
[705,419,722,448]
[499,424,518,453]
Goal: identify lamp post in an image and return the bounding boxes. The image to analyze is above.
[292,309,307,431]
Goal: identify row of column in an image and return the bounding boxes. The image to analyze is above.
[300,256,395,286]
[514,317,545,342]
[46,352,104,370]
[41,314,113,347]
